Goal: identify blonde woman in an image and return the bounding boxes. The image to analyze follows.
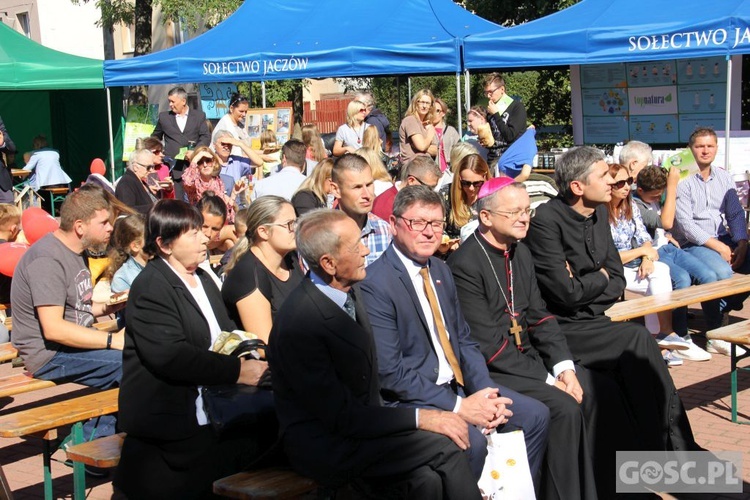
[355,146,393,196]
[222,196,303,341]
[302,123,327,162]
[291,158,334,216]
[399,89,438,164]
[440,154,492,239]
[332,100,369,156]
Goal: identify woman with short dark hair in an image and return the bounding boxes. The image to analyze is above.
[115,199,271,499]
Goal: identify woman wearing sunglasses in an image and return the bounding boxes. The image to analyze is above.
[440,153,492,240]
[399,89,438,165]
[182,146,246,223]
[222,196,303,341]
[211,92,251,157]
[606,163,689,365]
[115,148,165,215]
[332,100,370,157]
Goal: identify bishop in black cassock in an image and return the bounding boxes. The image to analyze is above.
[448,177,635,499]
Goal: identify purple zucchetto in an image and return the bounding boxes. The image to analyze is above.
[477,176,515,200]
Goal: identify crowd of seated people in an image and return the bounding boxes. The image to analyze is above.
[3,85,747,498]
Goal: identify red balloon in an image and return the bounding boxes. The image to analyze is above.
[0,242,30,277]
[21,207,49,232]
[90,158,106,176]
[23,211,59,244]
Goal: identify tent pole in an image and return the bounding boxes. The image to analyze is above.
[464,69,471,113]
[105,87,116,183]
[408,77,412,100]
[397,76,403,121]
[724,56,731,171]
[261,81,267,108]
[456,72,462,136]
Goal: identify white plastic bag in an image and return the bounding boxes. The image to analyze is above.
[477,429,536,500]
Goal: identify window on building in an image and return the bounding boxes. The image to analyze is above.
[16,12,30,37]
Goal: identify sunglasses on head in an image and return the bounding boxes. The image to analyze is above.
[230,95,248,107]
[460,180,485,189]
[612,177,634,189]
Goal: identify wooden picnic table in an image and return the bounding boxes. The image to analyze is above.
[0,388,119,500]
[606,274,750,322]
[10,169,30,179]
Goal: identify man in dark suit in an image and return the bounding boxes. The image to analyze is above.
[268,209,481,498]
[0,116,17,204]
[360,185,549,482]
[151,87,210,201]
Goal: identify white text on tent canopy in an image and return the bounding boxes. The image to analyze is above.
[202,57,310,77]
[627,27,750,52]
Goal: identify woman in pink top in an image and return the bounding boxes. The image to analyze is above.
[182,147,247,223]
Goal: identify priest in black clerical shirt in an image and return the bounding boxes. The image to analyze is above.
[524,146,699,455]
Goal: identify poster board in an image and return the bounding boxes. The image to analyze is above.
[246,107,293,150]
[576,56,730,145]
[199,83,238,120]
[122,105,158,161]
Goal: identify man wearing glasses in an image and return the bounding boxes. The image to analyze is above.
[483,73,527,164]
[524,147,700,458]
[448,177,601,499]
[361,185,550,484]
[115,149,162,215]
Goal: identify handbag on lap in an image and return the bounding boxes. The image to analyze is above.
[202,335,275,434]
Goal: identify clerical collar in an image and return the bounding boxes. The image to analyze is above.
[476,229,516,258]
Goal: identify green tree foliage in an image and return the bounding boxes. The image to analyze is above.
[462,0,578,146]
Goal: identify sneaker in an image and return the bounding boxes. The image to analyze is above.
[706,339,747,357]
[663,350,684,367]
[673,338,712,361]
[655,333,691,351]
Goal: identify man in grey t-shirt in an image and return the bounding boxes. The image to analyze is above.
[11,187,125,437]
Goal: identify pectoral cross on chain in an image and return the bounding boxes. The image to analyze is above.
[510,318,523,348]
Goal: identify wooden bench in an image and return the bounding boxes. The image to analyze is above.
[0,388,118,500]
[63,436,320,500]
[707,319,750,424]
[0,344,17,363]
[214,467,319,499]
[606,274,750,322]
[0,372,55,398]
[39,186,69,218]
[64,432,125,468]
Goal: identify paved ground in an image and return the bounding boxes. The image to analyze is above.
[1,303,749,499]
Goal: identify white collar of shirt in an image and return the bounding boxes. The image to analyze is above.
[393,243,429,280]
[391,244,455,385]
[310,270,348,310]
[175,109,189,132]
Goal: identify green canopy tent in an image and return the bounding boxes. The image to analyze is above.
[0,23,123,184]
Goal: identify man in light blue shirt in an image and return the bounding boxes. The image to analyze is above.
[672,127,750,339]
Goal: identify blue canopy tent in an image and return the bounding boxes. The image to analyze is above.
[462,0,750,152]
[464,0,750,68]
[104,0,500,85]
